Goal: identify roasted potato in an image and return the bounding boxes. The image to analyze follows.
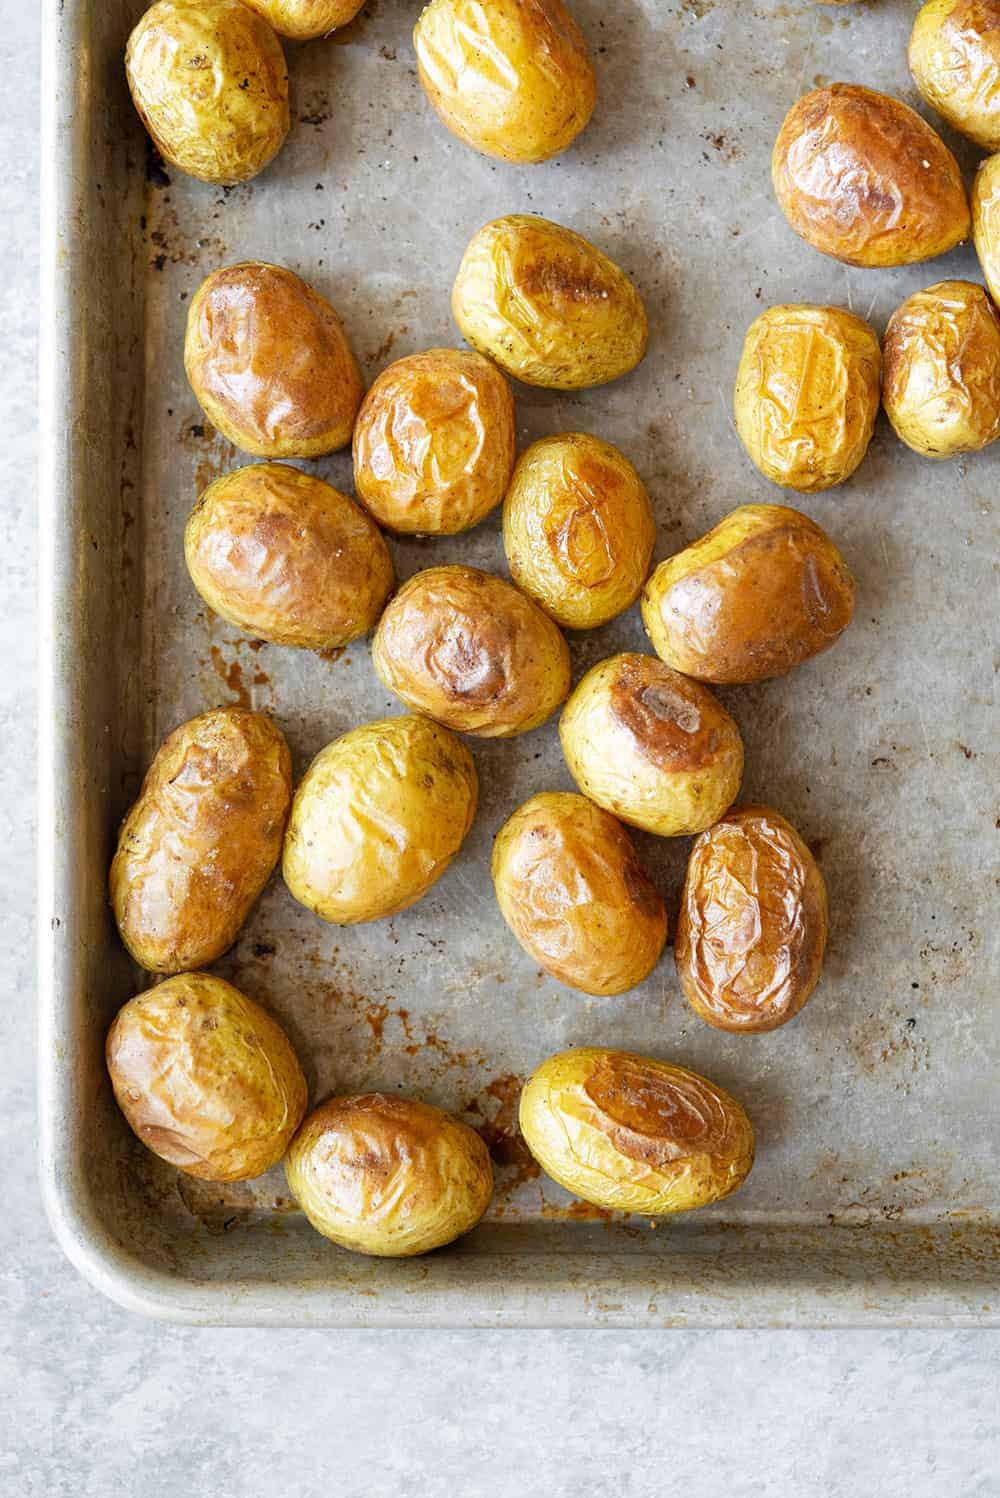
[372,566,571,737]
[675,806,828,1033]
[239,0,364,39]
[352,348,516,535]
[502,433,656,629]
[111,708,292,973]
[125,0,289,185]
[910,0,1000,151]
[185,262,364,458]
[519,1048,755,1215]
[973,154,1000,304]
[559,653,743,838]
[882,280,1000,458]
[107,973,307,1181]
[734,305,881,492]
[772,84,970,267]
[452,215,648,389]
[642,504,855,684]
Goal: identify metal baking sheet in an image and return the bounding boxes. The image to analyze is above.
[38,0,999,1325]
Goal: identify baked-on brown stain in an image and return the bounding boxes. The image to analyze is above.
[610,657,720,771]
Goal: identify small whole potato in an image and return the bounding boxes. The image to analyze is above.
[239,0,364,39]
[772,84,970,267]
[107,973,308,1181]
[882,280,1000,458]
[413,0,596,164]
[734,305,881,492]
[675,806,828,1033]
[559,653,744,838]
[111,708,292,973]
[910,0,1000,151]
[185,262,364,458]
[452,215,648,389]
[502,433,656,629]
[642,504,855,684]
[372,566,571,737]
[282,715,478,924]
[972,153,1000,304]
[285,1093,493,1255]
[352,348,516,535]
[519,1048,755,1215]
[125,0,289,185]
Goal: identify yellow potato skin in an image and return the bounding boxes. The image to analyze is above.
[519,1048,755,1215]
[910,0,1000,151]
[239,0,364,40]
[125,0,289,185]
[972,154,1000,304]
[452,215,648,390]
[734,305,881,492]
[502,433,656,629]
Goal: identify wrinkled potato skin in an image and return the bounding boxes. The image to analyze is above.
[373,566,572,737]
[882,280,1000,457]
[734,306,881,492]
[353,349,516,535]
[519,1048,755,1215]
[125,0,289,185]
[185,262,364,458]
[972,153,1000,302]
[642,505,855,685]
[772,84,970,267]
[111,708,292,973]
[559,654,744,838]
[675,806,828,1033]
[240,0,364,39]
[413,0,596,164]
[910,0,1000,151]
[285,1093,493,1255]
[452,215,648,389]
[107,973,308,1182]
[185,464,393,649]
[502,434,656,629]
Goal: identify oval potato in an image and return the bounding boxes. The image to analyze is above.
[910,0,1000,151]
[972,153,1000,304]
[239,0,364,39]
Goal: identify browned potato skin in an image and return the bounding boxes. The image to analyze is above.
[972,153,1000,303]
[240,0,364,39]
[772,84,970,267]
[110,707,292,973]
[675,806,828,1034]
[185,262,364,458]
[910,0,1000,151]
[642,505,856,685]
[107,973,308,1182]
[352,349,516,535]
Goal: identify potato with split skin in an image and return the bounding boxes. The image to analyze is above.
[239,0,365,39]
[910,0,1000,152]
[973,154,1000,303]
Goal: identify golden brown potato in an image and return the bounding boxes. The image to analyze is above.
[772,84,970,267]
[452,215,648,389]
[413,0,596,164]
[675,806,828,1033]
[372,566,571,738]
[642,505,855,685]
[239,0,364,39]
[185,262,364,458]
[910,0,1000,151]
[285,1093,493,1255]
[559,654,743,838]
[502,433,656,629]
[519,1048,755,1215]
[111,708,292,973]
[734,305,881,492]
[107,973,307,1181]
[352,348,516,535]
[282,715,477,924]
[125,0,289,185]
[882,280,1000,457]
[972,153,1000,303]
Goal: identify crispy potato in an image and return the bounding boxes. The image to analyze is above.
[519,1048,755,1215]
[772,84,970,267]
[239,0,364,39]
[107,973,307,1181]
[125,0,289,185]
[973,153,1000,303]
[734,305,881,492]
[111,708,292,973]
[642,504,855,684]
[413,0,596,164]
[452,215,648,390]
[559,654,743,838]
[502,433,656,629]
[675,806,828,1033]
[353,348,516,535]
[910,0,1000,151]
[372,566,571,737]
[185,262,364,458]
[882,280,1000,457]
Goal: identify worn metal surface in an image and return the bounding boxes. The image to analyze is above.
[39,0,999,1324]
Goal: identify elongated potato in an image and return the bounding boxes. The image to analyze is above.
[972,154,1000,304]
[111,708,292,973]
[239,0,364,39]
[910,0,1000,151]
